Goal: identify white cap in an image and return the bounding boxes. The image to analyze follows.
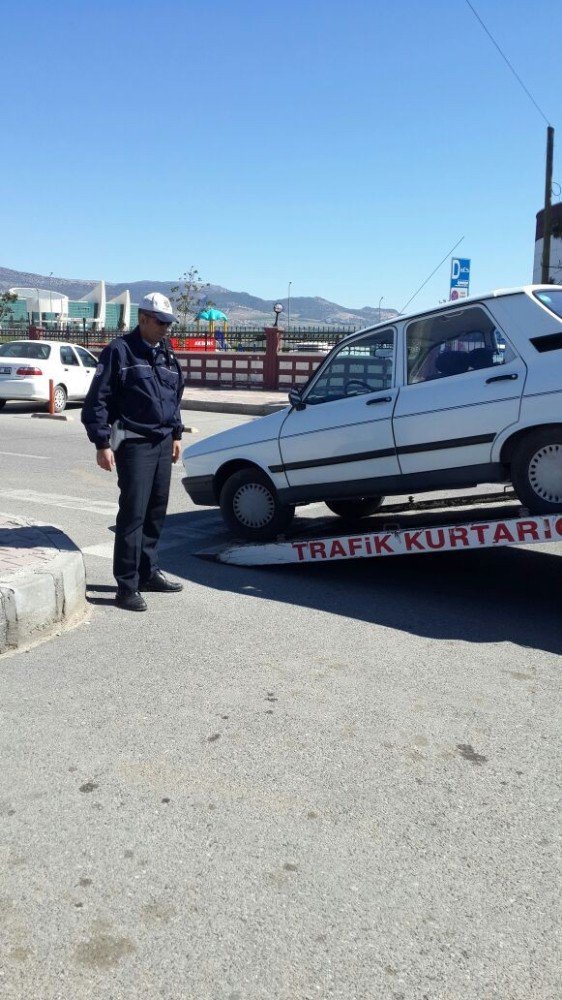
[138,292,178,324]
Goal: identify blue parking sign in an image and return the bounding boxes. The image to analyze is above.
[450,257,471,288]
[450,258,471,300]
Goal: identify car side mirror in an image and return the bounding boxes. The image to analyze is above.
[288,386,306,410]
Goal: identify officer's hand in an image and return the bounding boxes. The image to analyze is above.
[172,441,181,464]
[96,448,115,472]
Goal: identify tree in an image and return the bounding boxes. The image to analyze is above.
[0,291,18,325]
[170,267,210,328]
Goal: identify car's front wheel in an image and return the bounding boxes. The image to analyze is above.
[511,429,562,513]
[51,385,67,413]
[326,496,384,519]
[219,468,295,541]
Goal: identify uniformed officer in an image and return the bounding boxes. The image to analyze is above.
[82,293,185,611]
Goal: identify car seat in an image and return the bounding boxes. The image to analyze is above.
[467,346,494,369]
[434,350,471,376]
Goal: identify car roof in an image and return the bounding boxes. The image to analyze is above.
[342,284,562,341]
[1,340,85,349]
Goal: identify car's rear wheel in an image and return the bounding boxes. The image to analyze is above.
[219,468,295,541]
[511,429,562,513]
[326,496,384,519]
[51,385,67,413]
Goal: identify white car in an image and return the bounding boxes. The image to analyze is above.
[182,285,562,540]
[0,340,99,412]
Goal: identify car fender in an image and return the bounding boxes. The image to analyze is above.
[183,442,289,495]
[492,414,562,464]
[182,408,289,488]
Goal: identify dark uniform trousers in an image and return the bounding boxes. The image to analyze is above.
[114,435,173,592]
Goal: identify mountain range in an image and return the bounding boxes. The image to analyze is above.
[0,266,396,328]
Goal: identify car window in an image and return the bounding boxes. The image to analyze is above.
[0,342,51,359]
[534,289,562,320]
[406,306,516,384]
[305,330,395,405]
[75,346,97,367]
[60,345,80,365]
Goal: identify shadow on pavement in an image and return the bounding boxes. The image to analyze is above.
[155,509,562,657]
[0,401,83,415]
[85,582,115,607]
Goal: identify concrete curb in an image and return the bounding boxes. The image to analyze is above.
[0,519,86,656]
[180,399,287,416]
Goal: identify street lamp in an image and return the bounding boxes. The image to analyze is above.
[287,281,292,333]
[378,296,384,323]
[273,302,284,328]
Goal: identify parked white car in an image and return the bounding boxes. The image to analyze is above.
[182,285,562,540]
[0,340,98,412]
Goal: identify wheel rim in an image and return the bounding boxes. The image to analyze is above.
[232,482,275,528]
[528,444,562,503]
[54,388,65,411]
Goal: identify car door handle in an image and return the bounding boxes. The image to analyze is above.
[366,395,392,405]
[485,372,518,384]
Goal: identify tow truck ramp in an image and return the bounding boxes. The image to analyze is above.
[198,493,562,567]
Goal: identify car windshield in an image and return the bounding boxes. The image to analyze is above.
[0,342,51,359]
[534,290,562,320]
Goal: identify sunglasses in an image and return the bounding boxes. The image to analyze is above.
[151,316,173,328]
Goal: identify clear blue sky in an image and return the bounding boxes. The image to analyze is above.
[3,0,561,313]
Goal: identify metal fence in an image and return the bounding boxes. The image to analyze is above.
[0,326,114,349]
[0,323,359,352]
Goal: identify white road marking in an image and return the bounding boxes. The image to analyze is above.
[83,524,223,559]
[0,450,50,460]
[0,488,117,516]
[84,534,191,560]
[82,541,115,558]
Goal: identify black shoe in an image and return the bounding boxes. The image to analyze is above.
[115,589,147,612]
[139,570,183,593]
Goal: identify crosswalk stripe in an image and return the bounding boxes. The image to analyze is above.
[0,488,117,516]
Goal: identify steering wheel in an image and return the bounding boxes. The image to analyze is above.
[344,378,374,395]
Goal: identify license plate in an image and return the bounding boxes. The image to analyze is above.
[0,366,11,375]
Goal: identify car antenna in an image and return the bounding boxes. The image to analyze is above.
[400,236,465,314]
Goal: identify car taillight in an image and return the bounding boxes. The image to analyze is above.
[16,366,43,376]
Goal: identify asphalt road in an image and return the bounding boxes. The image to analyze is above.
[0,401,561,1000]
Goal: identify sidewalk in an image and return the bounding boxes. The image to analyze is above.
[181,385,288,416]
[0,515,86,654]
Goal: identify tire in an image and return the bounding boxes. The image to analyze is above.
[52,385,67,413]
[0,400,6,410]
[326,496,384,519]
[219,468,295,541]
[511,429,562,513]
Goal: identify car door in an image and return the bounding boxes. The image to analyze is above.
[59,344,86,399]
[392,304,527,476]
[277,328,401,496]
[75,346,98,398]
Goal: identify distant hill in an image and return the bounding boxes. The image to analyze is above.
[0,266,397,328]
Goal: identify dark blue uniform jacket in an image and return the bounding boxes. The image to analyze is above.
[81,328,184,449]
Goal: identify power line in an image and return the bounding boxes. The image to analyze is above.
[465,0,550,126]
[400,236,464,314]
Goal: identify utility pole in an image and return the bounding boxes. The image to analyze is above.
[541,126,555,283]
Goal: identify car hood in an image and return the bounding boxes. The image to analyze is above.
[184,407,289,458]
